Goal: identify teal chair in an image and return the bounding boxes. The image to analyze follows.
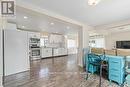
[83,48,89,71]
[83,48,98,73]
[86,53,107,87]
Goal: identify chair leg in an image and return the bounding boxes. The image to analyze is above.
[99,65,102,87]
[86,63,90,80]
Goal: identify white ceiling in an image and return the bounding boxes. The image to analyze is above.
[19,0,130,26]
[8,7,81,35]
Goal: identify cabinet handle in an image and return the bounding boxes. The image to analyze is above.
[111,69,118,71]
[111,61,118,63]
[111,74,118,77]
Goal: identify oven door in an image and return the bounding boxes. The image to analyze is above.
[31,48,41,58]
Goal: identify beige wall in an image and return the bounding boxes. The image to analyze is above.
[77,28,83,67]
[105,31,130,49]
[83,25,90,48]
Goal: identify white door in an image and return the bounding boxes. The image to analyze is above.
[4,30,30,76]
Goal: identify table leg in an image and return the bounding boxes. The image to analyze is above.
[99,65,102,87]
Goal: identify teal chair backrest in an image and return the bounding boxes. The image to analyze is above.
[88,53,102,63]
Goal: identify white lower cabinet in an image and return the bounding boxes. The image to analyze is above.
[41,48,68,58]
[41,48,53,58]
[60,48,68,55]
[53,48,68,56]
[53,49,59,56]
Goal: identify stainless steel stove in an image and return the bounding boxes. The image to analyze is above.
[29,38,41,60]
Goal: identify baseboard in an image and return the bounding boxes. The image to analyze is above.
[78,65,84,71]
[5,70,30,77]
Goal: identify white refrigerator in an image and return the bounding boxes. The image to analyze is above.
[4,30,30,76]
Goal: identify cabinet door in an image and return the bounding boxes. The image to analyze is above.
[42,48,52,58]
[28,32,40,38]
[56,35,63,43]
[53,49,59,56]
[62,48,67,55]
[60,48,64,55]
[49,34,63,43]
[49,35,55,43]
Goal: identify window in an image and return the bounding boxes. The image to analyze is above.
[89,38,105,48]
[67,39,76,48]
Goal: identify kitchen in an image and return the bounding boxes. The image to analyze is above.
[28,31,68,60]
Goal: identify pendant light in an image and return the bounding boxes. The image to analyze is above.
[88,0,101,5]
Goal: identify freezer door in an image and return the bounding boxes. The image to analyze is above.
[4,30,30,76]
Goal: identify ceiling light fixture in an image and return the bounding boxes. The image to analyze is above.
[50,22,54,25]
[88,0,101,5]
[67,26,70,29]
[24,16,28,19]
[22,26,25,28]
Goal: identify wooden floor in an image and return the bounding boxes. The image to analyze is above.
[4,54,120,87]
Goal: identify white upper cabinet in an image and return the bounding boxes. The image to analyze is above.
[49,34,63,43]
[28,32,40,39]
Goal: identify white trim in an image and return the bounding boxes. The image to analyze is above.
[95,19,130,30]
